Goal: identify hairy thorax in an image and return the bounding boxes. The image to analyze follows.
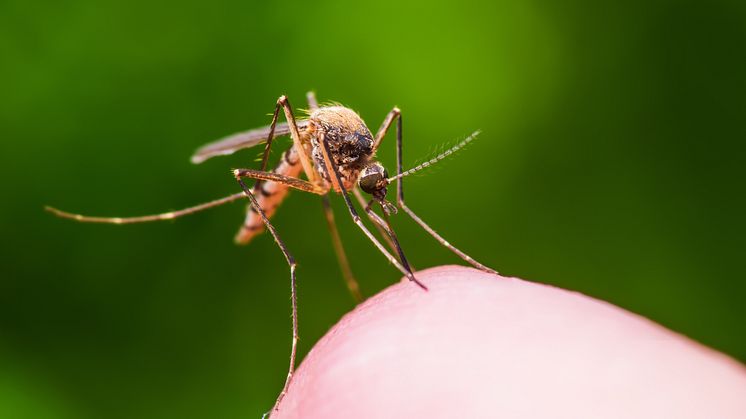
[307,106,374,191]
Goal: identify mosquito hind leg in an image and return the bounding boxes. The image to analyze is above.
[392,112,497,274]
[360,198,418,283]
[233,174,299,414]
[321,195,363,303]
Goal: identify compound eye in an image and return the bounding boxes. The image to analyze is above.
[359,172,380,194]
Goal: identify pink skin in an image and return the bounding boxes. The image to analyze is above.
[274,265,746,419]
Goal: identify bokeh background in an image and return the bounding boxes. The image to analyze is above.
[1,0,745,417]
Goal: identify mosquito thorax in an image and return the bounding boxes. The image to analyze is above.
[309,106,375,190]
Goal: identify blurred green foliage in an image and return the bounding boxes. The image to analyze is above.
[1,0,745,417]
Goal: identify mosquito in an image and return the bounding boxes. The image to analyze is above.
[46,91,497,415]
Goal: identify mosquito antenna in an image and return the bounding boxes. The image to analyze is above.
[45,192,246,224]
[386,130,480,184]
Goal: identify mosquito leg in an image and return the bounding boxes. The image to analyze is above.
[45,192,246,224]
[371,106,400,154]
[318,134,426,290]
[393,113,497,274]
[360,199,417,283]
[232,104,312,411]
[352,187,397,253]
[233,168,327,195]
[256,97,284,174]
[233,174,299,415]
[277,95,319,185]
[321,195,363,303]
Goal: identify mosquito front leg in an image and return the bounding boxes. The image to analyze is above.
[392,112,497,274]
[360,198,417,282]
[233,174,299,414]
[352,187,397,253]
[318,134,426,290]
[371,106,400,154]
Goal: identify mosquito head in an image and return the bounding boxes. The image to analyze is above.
[359,161,388,197]
[359,161,397,215]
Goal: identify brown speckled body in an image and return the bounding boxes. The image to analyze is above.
[307,106,375,191]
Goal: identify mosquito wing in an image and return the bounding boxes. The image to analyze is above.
[191,120,309,164]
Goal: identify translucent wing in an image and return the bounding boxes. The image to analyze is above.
[191,120,309,164]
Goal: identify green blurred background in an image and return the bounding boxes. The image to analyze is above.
[1,0,745,417]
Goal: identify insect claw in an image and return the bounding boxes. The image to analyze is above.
[382,200,398,216]
[411,275,428,290]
